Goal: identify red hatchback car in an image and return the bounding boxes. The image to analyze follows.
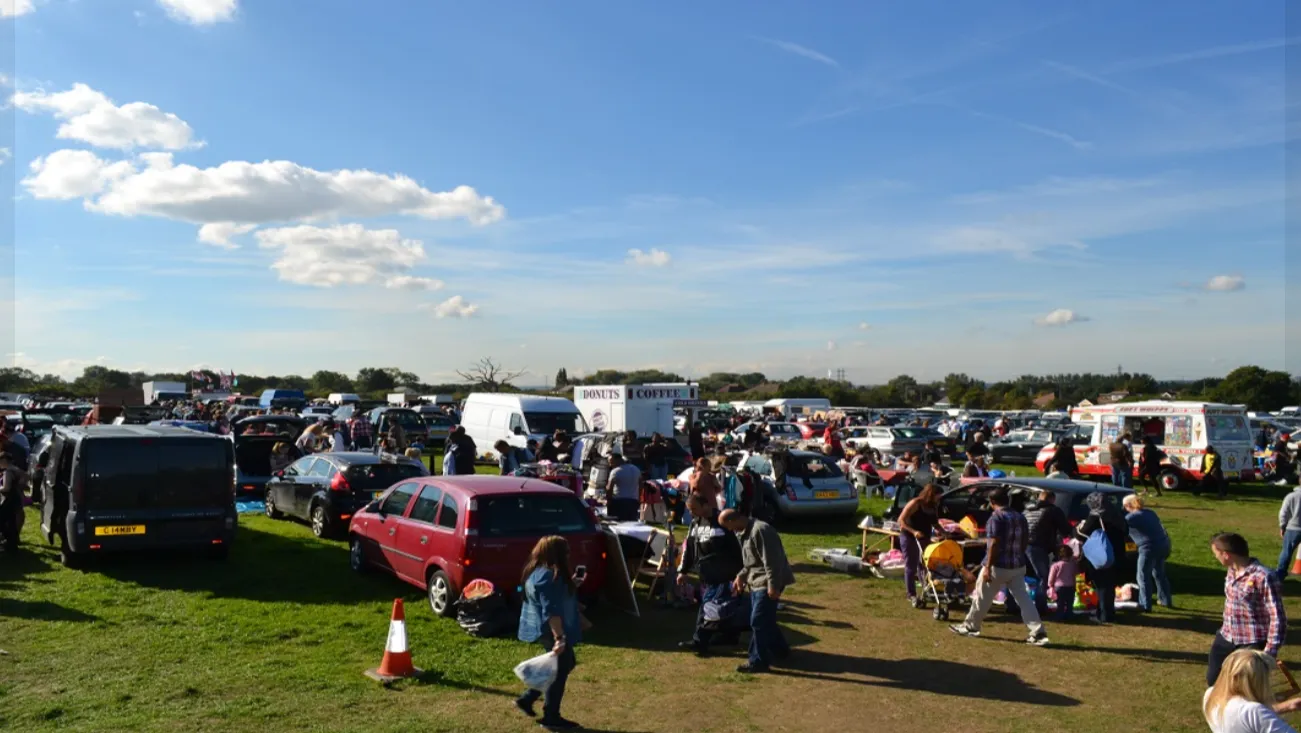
[348,476,608,617]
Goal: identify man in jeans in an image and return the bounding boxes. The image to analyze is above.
[1024,489,1071,618]
[1276,485,1301,580]
[721,509,795,674]
[951,488,1050,646]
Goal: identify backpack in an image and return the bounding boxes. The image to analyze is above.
[1082,527,1115,570]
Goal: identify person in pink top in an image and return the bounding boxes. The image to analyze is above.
[1047,544,1079,621]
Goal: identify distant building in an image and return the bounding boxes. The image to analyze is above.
[1098,391,1130,404]
[1033,392,1056,408]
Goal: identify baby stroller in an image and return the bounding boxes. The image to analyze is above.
[913,538,973,622]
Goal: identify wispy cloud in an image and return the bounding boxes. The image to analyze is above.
[969,109,1092,150]
[1106,37,1300,74]
[1034,308,1088,327]
[753,36,840,68]
[626,248,671,267]
[1205,275,1245,292]
[1042,60,1139,98]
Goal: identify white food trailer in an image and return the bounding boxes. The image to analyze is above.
[573,383,703,437]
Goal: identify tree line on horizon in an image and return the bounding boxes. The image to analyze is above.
[0,361,1295,412]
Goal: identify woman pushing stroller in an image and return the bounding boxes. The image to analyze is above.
[899,483,943,608]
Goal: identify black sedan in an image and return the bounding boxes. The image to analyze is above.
[989,429,1066,465]
[264,452,429,538]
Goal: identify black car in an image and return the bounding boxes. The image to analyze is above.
[264,452,429,538]
[886,477,1137,581]
[989,429,1067,465]
[233,414,309,498]
[38,425,237,567]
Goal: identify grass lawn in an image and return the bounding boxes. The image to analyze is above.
[5,459,1301,732]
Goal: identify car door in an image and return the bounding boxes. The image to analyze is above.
[396,484,443,582]
[372,482,420,579]
[267,456,312,519]
[297,457,334,515]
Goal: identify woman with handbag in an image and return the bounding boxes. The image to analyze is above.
[515,537,583,730]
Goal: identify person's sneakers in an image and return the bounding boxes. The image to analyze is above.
[736,663,771,674]
[1026,630,1050,646]
[537,718,579,730]
[949,623,980,638]
[909,596,925,609]
[515,698,537,719]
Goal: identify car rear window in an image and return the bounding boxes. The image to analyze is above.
[83,439,231,510]
[478,495,594,538]
[788,456,843,479]
[346,462,426,490]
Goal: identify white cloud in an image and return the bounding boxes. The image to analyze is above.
[22,151,504,233]
[857,322,871,330]
[10,352,110,380]
[428,295,479,319]
[1205,274,1245,292]
[1034,308,1088,327]
[0,148,10,165]
[157,0,237,25]
[13,83,201,150]
[826,340,837,351]
[254,224,442,290]
[23,150,134,199]
[198,222,256,249]
[626,248,671,267]
[0,0,34,18]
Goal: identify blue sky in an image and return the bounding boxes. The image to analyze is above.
[3,0,1292,385]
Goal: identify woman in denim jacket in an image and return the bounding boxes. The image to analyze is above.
[516,536,583,730]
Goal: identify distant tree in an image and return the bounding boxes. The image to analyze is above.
[555,368,569,387]
[311,370,355,395]
[1210,366,1293,410]
[456,358,526,393]
[73,366,133,394]
[355,367,397,394]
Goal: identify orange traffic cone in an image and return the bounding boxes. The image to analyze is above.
[1290,546,1301,577]
[365,599,422,683]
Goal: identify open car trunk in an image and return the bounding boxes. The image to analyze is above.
[235,437,300,477]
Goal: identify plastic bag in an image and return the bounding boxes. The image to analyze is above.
[513,651,559,691]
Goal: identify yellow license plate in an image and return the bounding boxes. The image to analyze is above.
[814,490,840,499]
[94,525,145,536]
[1125,542,1137,552]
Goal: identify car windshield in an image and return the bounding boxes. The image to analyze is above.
[524,411,589,436]
[1208,415,1251,443]
[382,410,425,429]
[1006,431,1034,441]
[477,495,595,537]
[891,428,925,438]
[345,462,426,490]
[788,455,843,479]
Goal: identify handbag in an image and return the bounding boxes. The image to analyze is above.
[1082,528,1115,570]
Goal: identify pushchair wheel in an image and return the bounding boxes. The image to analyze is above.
[933,606,949,621]
[910,596,926,610]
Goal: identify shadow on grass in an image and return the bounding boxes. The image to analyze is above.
[410,669,515,698]
[773,650,1080,706]
[91,525,400,606]
[0,598,100,623]
[0,547,54,592]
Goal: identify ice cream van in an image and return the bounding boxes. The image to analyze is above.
[1035,401,1255,492]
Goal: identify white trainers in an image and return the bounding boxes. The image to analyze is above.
[949,623,980,638]
[1026,631,1050,646]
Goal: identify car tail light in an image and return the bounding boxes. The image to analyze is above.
[330,471,351,492]
[465,498,479,536]
[785,487,797,501]
[849,485,858,499]
[72,469,84,506]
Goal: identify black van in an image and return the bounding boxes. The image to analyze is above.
[39,425,237,567]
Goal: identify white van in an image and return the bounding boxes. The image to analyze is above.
[763,398,832,420]
[461,393,590,461]
[327,393,361,406]
[1035,400,1254,491]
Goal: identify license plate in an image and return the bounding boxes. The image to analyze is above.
[94,524,145,536]
[1125,542,1137,552]
[814,490,840,499]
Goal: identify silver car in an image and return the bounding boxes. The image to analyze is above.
[739,449,859,519]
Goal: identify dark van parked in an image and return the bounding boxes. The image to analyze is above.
[38,425,237,568]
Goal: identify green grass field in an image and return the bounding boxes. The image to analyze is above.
[4,461,1301,732]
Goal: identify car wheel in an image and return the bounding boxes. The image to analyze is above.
[265,492,282,519]
[349,536,367,574]
[310,505,332,538]
[427,569,456,617]
[58,533,84,570]
[1158,469,1182,493]
[209,543,230,561]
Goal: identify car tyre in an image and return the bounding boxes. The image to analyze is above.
[58,533,84,570]
[349,536,367,574]
[265,492,283,519]
[310,504,332,539]
[427,569,456,617]
[1157,468,1182,493]
[209,543,230,561]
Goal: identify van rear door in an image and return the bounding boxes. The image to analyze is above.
[82,438,233,513]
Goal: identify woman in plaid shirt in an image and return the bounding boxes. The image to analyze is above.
[1208,533,1287,687]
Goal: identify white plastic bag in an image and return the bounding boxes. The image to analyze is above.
[513,651,559,691]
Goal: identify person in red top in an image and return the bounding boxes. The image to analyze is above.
[1142,417,1164,441]
[824,421,844,459]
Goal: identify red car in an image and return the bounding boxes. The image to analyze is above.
[347,476,608,617]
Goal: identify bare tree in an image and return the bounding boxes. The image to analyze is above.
[456,357,526,393]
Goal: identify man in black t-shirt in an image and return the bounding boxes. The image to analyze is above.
[677,493,744,656]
